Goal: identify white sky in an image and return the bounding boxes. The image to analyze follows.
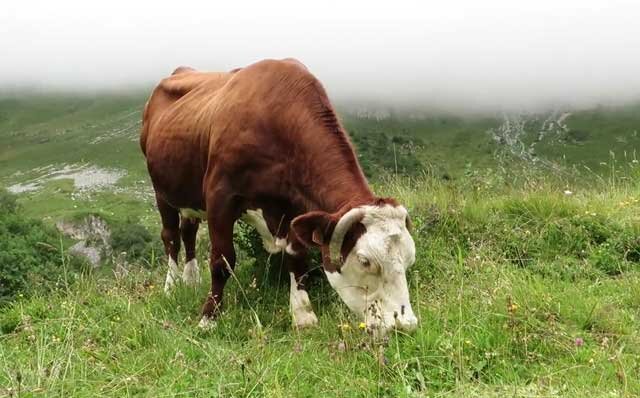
[1,0,640,111]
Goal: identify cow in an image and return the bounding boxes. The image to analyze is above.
[140,58,418,335]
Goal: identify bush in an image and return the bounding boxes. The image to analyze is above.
[350,129,424,178]
[109,221,161,264]
[566,129,590,143]
[234,220,323,283]
[234,220,266,263]
[0,189,17,214]
[0,188,67,304]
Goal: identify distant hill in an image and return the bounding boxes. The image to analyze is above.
[341,102,640,179]
[1,93,639,223]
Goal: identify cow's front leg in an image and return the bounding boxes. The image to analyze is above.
[199,201,236,329]
[286,252,318,328]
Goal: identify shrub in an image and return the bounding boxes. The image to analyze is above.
[349,129,424,178]
[0,188,68,304]
[234,220,323,282]
[566,129,590,143]
[0,189,18,214]
[234,220,266,263]
[109,221,161,264]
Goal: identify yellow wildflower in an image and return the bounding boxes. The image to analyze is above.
[338,323,351,331]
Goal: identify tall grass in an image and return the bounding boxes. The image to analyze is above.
[1,172,639,397]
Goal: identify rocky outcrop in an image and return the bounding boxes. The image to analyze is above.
[56,215,111,267]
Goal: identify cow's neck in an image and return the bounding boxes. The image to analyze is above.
[295,131,375,214]
[307,170,374,214]
[285,98,376,214]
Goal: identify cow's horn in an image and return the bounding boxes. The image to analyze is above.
[329,207,366,265]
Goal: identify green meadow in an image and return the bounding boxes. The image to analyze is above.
[1,93,639,397]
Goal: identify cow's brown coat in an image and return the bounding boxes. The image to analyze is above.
[141,58,397,320]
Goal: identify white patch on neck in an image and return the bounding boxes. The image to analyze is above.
[241,208,288,254]
[285,242,297,256]
[164,257,180,293]
[289,273,318,328]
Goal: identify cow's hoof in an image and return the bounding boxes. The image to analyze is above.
[164,278,176,294]
[293,312,318,329]
[198,316,216,330]
[164,258,181,294]
[182,259,201,286]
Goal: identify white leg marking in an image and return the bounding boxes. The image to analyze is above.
[164,257,181,293]
[275,237,288,251]
[289,273,318,328]
[198,316,216,330]
[182,258,201,286]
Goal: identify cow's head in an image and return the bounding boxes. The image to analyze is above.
[292,202,417,335]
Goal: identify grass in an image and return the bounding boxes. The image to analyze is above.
[1,93,640,396]
[1,175,639,397]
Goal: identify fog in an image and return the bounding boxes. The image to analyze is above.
[2,0,640,112]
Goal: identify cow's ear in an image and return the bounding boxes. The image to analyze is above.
[291,211,336,248]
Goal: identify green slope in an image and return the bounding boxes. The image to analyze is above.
[1,177,639,397]
[1,93,640,396]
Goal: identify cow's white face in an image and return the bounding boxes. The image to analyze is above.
[325,205,417,334]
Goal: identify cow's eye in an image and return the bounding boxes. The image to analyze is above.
[357,254,370,267]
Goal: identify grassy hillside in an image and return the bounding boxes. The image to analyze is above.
[343,103,640,180]
[1,93,640,226]
[0,93,153,226]
[1,93,640,396]
[1,176,640,396]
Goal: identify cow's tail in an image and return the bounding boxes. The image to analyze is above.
[139,99,150,157]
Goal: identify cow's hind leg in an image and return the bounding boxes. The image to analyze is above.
[181,217,201,286]
[287,252,318,328]
[157,196,182,293]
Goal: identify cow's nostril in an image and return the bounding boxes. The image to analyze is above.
[401,305,406,316]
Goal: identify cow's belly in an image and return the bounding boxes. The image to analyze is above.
[145,139,205,210]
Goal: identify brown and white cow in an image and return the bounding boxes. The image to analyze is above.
[140,58,418,334]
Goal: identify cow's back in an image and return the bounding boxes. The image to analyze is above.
[140,58,334,210]
[141,68,233,156]
[141,67,235,208]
